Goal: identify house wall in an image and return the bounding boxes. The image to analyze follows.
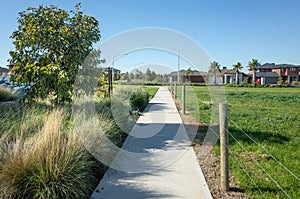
[224,73,244,84]
[261,77,278,85]
[207,76,223,84]
[188,75,205,83]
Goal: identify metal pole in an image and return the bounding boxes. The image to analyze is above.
[182,84,186,114]
[177,50,180,83]
[174,82,177,99]
[111,56,115,94]
[108,67,111,97]
[219,103,229,191]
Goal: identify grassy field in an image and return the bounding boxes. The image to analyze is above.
[176,85,300,198]
[142,86,159,99]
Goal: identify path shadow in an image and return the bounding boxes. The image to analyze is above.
[123,123,190,153]
[92,168,176,199]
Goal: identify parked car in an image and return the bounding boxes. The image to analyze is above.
[0,75,30,98]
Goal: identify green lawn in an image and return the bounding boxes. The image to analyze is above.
[142,86,159,99]
[176,85,300,198]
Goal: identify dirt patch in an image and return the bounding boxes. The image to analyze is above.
[174,97,249,199]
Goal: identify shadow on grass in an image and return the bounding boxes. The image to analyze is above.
[227,127,290,145]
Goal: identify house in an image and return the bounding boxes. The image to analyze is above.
[168,70,207,83]
[221,67,247,84]
[206,67,248,84]
[254,72,278,85]
[101,67,121,80]
[256,63,300,84]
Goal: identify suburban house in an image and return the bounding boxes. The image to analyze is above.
[101,67,121,80]
[206,67,248,84]
[251,63,300,84]
[168,70,207,83]
[220,67,247,84]
[168,67,248,84]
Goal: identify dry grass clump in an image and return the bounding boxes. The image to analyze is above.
[0,110,97,199]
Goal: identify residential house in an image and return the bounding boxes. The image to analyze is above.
[101,67,121,80]
[206,67,248,84]
[168,68,248,84]
[168,70,207,83]
[255,63,300,84]
[221,67,247,84]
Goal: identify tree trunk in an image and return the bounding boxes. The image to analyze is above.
[253,71,256,86]
[236,70,239,92]
[214,72,216,85]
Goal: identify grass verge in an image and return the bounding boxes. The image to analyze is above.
[178,86,300,198]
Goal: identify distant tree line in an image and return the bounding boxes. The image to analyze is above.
[119,68,167,83]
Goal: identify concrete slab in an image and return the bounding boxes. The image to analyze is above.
[91,87,212,199]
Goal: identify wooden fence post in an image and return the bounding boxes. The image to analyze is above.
[182,84,186,114]
[219,103,229,191]
[174,83,177,99]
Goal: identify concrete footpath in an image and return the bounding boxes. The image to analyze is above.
[91,87,212,199]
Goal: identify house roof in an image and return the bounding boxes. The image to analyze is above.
[221,69,235,75]
[255,72,279,77]
[168,70,207,76]
[259,63,300,69]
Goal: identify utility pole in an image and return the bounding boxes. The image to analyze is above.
[177,50,180,83]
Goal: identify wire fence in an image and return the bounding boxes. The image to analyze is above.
[169,83,300,198]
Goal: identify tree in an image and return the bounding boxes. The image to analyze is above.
[145,68,152,81]
[185,67,192,82]
[9,5,101,105]
[151,71,156,81]
[233,62,243,92]
[248,59,260,86]
[209,61,221,84]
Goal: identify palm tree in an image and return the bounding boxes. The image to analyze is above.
[233,62,243,92]
[248,59,261,86]
[209,61,221,84]
[185,67,193,82]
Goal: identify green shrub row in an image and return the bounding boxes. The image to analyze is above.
[225,83,300,88]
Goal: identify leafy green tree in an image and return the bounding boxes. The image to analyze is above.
[233,62,243,92]
[209,61,220,84]
[248,59,260,86]
[9,5,101,105]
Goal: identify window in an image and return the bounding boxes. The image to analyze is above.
[281,68,285,72]
[290,67,296,72]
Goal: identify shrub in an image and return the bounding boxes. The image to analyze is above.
[0,87,18,102]
[225,83,235,87]
[0,103,48,139]
[0,110,98,199]
[190,83,207,86]
[291,81,298,87]
[130,89,149,112]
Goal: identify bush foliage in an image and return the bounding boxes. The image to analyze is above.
[130,89,149,113]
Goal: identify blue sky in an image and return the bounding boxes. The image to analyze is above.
[1,0,300,73]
